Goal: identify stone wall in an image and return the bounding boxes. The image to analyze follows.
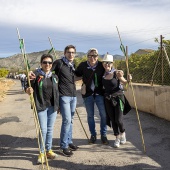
[124,83,170,121]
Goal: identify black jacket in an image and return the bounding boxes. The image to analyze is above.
[26,71,59,112]
[52,59,76,97]
[75,61,105,97]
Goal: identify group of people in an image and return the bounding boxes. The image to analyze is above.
[25,45,132,164]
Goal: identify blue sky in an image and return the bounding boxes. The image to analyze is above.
[0,0,170,58]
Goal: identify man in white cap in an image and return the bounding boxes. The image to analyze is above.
[75,48,108,145]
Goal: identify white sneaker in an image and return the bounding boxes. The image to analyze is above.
[114,138,120,148]
[120,132,126,144]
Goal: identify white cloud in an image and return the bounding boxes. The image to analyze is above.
[0,0,170,56]
[1,0,170,37]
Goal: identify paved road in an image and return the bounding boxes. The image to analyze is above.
[0,80,170,170]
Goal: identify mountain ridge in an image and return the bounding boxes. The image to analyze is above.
[0,50,124,70]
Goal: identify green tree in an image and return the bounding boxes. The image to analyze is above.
[115,49,170,85]
[0,68,9,78]
[74,55,87,68]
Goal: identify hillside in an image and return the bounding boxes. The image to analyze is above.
[0,50,86,70]
[0,50,123,70]
[134,49,154,55]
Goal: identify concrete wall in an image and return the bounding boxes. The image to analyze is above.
[124,83,170,121]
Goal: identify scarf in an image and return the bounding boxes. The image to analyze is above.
[62,57,75,71]
[36,68,52,78]
[87,61,98,71]
[86,61,99,91]
[103,68,116,78]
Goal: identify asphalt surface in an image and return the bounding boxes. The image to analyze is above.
[0,80,170,170]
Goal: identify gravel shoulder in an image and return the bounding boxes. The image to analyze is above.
[0,80,170,170]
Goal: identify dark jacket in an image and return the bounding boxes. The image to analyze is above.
[26,71,59,112]
[75,61,105,98]
[52,59,76,97]
[102,73,132,127]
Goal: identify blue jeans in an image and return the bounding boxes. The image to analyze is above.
[83,95,107,136]
[59,96,77,149]
[38,106,57,153]
[21,81,25,90]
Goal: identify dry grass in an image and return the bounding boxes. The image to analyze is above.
[0,78,15,102]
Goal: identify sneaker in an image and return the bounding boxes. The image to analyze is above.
[89,135,96,144]
[114,138,120,148]
[120,132,126,144]
[46,150,58,159]
[69,144,79,151]
[37,153,45,164]
[60,148,73,157]
[101,135,109,145]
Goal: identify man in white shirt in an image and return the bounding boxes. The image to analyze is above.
[20,73,26,90]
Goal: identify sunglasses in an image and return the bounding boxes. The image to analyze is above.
[88,55,98,59]
[42,61,53,64]
[103,61,113,65]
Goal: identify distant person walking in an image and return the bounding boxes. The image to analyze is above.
[102,54,131,148]
[20,73,26,91]
[26,54,59,164]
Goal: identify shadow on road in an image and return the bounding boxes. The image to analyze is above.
[6,89,25,95]
[0,135,162,170]
[0,84,170,169]
[76,89,170,170]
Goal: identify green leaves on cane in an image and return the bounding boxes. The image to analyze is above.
[48,47,54,54]
[38,76,43,99]
[94,73,98,87]
[119,99,124,112]
[19,39,24,49]
[120,43,126,56]
[53,77,58,84]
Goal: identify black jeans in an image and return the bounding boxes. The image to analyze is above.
[104,96,125,136]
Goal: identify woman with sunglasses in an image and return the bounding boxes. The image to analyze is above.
[26,54,59,164]
[102,54,131,148]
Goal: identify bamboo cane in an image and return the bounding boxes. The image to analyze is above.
[163,46,170,68]
[151,50,161,86]
[48,37,58,59]
[75,108,89,141]
[116,26,146,153]
[16,28,50,169]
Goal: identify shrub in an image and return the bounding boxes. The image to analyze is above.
[0,68,9,78]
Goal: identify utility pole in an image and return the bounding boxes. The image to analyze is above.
[160,35,164,85]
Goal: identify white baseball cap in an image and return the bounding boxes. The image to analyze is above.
[87,48,98,56]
